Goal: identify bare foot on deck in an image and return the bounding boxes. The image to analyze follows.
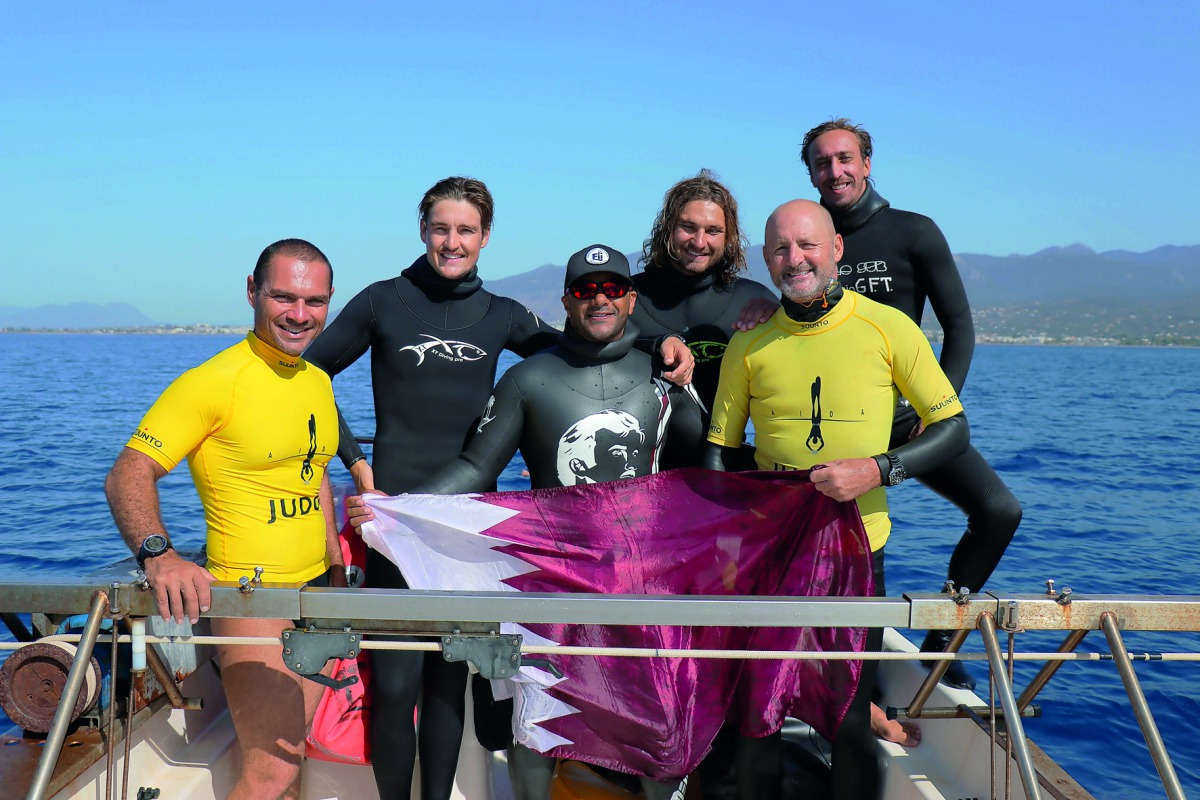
[871,702,921,747]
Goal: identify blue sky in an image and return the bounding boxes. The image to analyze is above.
[3,2,1197,324]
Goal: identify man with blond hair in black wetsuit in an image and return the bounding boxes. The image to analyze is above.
[800,118,1022,691]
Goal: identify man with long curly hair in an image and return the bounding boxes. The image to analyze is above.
[631,170,776,469]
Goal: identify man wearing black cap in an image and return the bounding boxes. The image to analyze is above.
[349,244,704,799]
[407,244,707,497]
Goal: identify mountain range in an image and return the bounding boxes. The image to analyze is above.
[0,302,159,329]
[5,245,1199,344]
[488,244,1200,344]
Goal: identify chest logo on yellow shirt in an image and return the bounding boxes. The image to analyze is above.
[300,415,317,484]
[401,334,488,366]
[806,377,825,452]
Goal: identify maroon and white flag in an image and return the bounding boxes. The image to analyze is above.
[361,468,872,781]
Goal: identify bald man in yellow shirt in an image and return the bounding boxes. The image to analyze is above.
[704,201,969,800]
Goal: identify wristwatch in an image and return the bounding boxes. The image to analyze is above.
[136,534,172,569]
[874,453,908,487]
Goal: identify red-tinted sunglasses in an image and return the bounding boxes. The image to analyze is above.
[568,280,632,300]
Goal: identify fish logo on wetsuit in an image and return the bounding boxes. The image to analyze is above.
[400,334,488,366]
[556,410,646,485]
[689,340,727,363]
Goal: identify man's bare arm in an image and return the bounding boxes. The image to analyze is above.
[104,448,215,624]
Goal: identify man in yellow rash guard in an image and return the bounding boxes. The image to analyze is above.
[105,239,343,800]
[707,270,963,553]
[124,330,337,582]
[703,201,968,800]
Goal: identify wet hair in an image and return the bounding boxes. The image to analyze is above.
[800,118,874,177]
[252,239,333,292]
[641,169,748,289]
[417,176,495,232]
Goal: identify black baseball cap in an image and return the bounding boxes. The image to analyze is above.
[564,244,632,290]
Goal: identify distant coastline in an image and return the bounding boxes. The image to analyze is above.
[3,324,1198,347]
[0,324,245,335]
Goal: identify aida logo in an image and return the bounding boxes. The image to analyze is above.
[300,414,317,484]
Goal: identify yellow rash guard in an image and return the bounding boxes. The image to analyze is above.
[708,291,963,552]
[124,332,338,582]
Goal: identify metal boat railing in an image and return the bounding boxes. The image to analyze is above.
[2,580,1198,800]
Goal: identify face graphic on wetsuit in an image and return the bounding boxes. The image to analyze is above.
[556,410,646,485]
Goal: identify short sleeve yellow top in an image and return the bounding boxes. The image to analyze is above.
[708,292,963,552]
[124,332,338,582]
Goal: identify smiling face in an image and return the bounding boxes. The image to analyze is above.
[806,128,872,211]
[420,198,491,280]
[763,200,843,304]
[561,271,637,343]
[248,254,333,356]
[669,200,728,276]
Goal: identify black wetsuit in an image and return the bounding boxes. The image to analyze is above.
[417,322,705,800]
[826,186,1020,600]
[304,256,559,800]
[419,322,705,492]
[630,267,776,469]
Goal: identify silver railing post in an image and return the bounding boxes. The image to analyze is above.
[906,627,971,718]
[978,613,1042,800]
[26,590,110,800]
[1100,612,1185,800]
[1015,629,1088,713]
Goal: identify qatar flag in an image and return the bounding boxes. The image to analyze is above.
[359,468,872,782]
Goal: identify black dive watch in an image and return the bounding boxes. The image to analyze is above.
[874,453,908,487]
[136,534,172,569]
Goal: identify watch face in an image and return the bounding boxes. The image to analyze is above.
[143,535,168,555]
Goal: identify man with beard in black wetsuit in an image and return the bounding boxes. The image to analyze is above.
[348,244,704,800]
[631,170,777,470]
[801,119,1022,691]
[632,173,789,798]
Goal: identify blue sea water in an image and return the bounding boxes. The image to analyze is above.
[1,333,1198,798]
